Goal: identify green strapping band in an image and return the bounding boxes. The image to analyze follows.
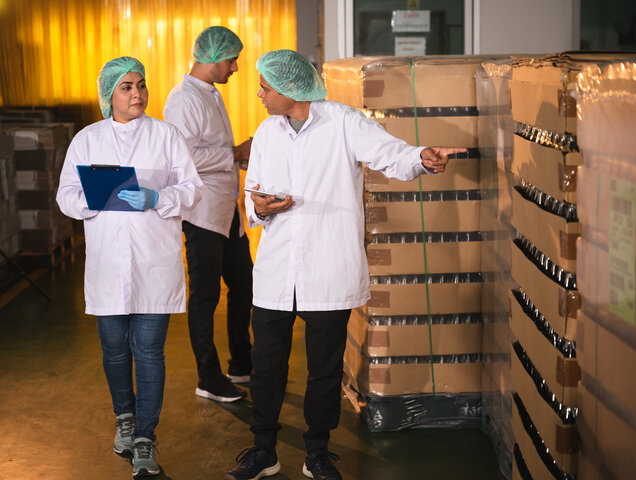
[409,60,438,414]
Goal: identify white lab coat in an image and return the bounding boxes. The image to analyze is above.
[163,74,242,236]
[245,100,427,311]
[56,114,203,315]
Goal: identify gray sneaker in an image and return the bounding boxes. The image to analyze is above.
[132,437,160,477]
[113,413,135,456]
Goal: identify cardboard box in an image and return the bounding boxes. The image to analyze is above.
[577,164,611,245]
[367,241,481,275]
[577,381,636,480]
[19,209,66,230]
[510,54,631,135]
[16,170,59,191]
[364,156,478,192]
[348,306,482,357]
[510,239,578,340]
[512,134,581,204]
[577,60,636,161]
[344,335,482,395]
[367,282,481,316]
[323,56,492,109]
[511,392,577,480]
[511,346,578,472]
[511,187,579,272]
[577,450,615,480]
[577,310,636,413]
[510,290,579,407]
[365,200,481,233]
[375,115,478,149]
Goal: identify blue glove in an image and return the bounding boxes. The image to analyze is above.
[117,187,158,211]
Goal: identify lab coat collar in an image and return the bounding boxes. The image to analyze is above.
[277,100,323,137]
[184,74,217,95]
[110,113,145,132]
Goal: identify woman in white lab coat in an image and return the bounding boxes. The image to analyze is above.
[56,56,202,477]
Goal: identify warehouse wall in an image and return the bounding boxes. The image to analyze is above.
[475,0,580,54]
[318,0,581,62]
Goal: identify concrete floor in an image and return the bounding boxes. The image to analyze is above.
[0,250,505,480]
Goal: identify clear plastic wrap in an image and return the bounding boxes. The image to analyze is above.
[476,59,515,479]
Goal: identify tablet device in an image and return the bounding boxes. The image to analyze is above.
[77,164,140,211]
[243,187,287,201]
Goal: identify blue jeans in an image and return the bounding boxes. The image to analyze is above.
[97,314,170,441]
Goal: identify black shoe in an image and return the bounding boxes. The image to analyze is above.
[196,376,247,403]
[224,446,281,480]
[302,450,342,480]
[227,362,252,384]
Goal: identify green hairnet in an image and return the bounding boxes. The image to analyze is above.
[256,49,326,102]
[97,56,145,119]
[192,26,243,63]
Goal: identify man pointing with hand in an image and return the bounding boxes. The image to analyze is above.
[225,49,465,480]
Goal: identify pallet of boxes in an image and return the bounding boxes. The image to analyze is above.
[0,133,20,279]
[2,116,75,267]
[323,56,492,431]
[507,52,634,480]
[575,59,636,480]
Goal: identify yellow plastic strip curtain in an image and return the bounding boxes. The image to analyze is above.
[0,0,297,141]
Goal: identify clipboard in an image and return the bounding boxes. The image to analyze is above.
[77,164,140,211]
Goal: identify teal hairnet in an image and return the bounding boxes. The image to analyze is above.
[97,56,145,119]
[192,26,243,63]
[256,49,326,101]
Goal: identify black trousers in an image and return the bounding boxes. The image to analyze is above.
[182,209,253,389]
[249,304,351,453]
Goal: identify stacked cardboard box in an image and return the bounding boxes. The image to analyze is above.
[0,133,20,273]
[3,122,74,258]
[323,56,495,431]
[575,60,636,480]
[476,59,516,475]
[507,53,635,480]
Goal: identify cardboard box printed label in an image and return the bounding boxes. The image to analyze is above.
[511,187,579,272]
[364,156,479,192]
[348,307,482,357]
[510,290,579,407]
[512,134,581,204]
[367,241,482,275]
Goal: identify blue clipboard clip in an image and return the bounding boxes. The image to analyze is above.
[77,164,140,211]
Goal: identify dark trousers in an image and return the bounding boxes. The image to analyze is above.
[182,208,253,389]
[250,304,351,453]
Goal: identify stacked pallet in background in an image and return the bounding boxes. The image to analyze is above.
[575,59,636,480]
[323,56,495,431]
[0,133,20,277]
[1,116,74,266]
[506,53,634,480]
[476,59,516,476]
